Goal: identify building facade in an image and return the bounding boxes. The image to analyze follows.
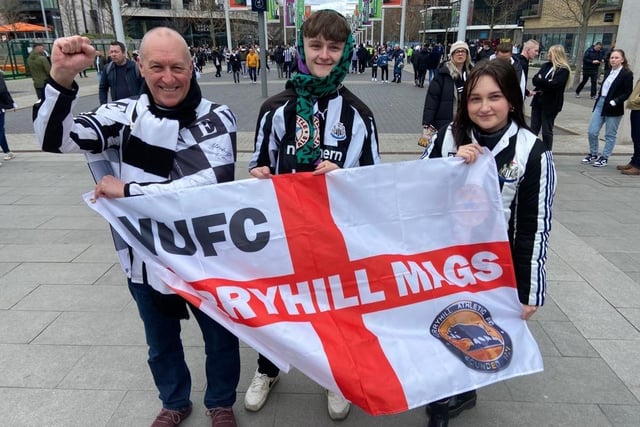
[418,0,623,63]
[521,0,622,62]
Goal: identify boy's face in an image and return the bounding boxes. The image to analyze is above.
[303,35,345,78]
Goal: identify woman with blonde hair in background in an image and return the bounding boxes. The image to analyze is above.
[529,44,571,150]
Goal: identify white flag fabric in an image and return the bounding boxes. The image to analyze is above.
[84,154,543,416]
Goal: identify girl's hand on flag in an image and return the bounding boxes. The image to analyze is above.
[521,305,538,320]
[456,143,483,164]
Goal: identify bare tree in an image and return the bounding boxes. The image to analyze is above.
[476,0,528,41]
[58,0,80,35]
[102,0,141,38]
[179,0,232,47]
[0,0,26,27]
[545,0,602,88]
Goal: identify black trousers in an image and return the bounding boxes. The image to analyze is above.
[576,70,598,97]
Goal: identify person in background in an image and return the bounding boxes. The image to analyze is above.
[415,44,429,88]
[582,48,633,167]
[476,40,494,62]
[0,71,16,163]
[391,44,405,83]
[422,58,555,427]
[229,48,242,83]
[33,28,241,427]
[619,78,640,175]
[212,47,223,77]
[351,44,359,73]
[357,43,369,73]
[426,43,443,83]
[247,9,380,422]
[283,44,295,78]
[95,50,106,79]
[371,50,379,81]
[530,44,571,150]
[491,42,526,99]
[246,47,259,84]
[274,44,285,78]
[377,46,390,83]
[27,43,51,100]
[516,39,540,97]
[421,40,472,138]
[575,42,604,99]
[98,41,144,104]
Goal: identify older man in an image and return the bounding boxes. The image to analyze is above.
[33,28,240,427]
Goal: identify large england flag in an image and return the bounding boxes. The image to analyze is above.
[85,154,543,416]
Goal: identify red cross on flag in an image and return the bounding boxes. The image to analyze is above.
[85,156,543,415]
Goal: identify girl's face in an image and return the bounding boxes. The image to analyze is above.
[303,35,345,78]
[467,75,511,133]
[609,51,624,69]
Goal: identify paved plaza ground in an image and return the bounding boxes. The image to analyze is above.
[0,65,639,426]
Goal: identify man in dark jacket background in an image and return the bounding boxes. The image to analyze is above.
[575,42,604,99]
[99,41,144,104]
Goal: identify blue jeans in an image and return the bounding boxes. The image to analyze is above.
[0,110,10,153]
[587,97,622,158]
[128,281,240,410]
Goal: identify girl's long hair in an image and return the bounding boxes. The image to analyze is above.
[548,44,571,89]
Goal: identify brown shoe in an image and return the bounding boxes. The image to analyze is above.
[207,407,237,427]
[151,406,192,426]
[621,166,640,175]
[616,163,633,170]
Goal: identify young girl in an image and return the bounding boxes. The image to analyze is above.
[423,59,556,427]
[530,44,571,150]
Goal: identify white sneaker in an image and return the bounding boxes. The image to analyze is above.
[327,390,350,420]
[3,152,15,160]
[244,369,279,411]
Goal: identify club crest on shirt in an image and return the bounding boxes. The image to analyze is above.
[430,300,512,372]
[330,122,347,142]
[295,115,310,148]
[295,115,321,149]
[498,160,519,183]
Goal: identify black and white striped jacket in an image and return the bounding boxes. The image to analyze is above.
[425,122,556,306]
[249,86,380,174]
[33,79,237,286]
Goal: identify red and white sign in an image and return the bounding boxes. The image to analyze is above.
[85,155,543,415]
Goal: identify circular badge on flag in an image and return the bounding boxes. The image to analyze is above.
[430,300,512,372]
